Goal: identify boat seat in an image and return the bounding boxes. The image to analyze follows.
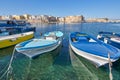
[76,36,89,42]
[71,37,77,42]
[45,36,57,40]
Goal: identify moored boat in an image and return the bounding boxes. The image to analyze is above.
[69,32,120,67]
[15,31,63,58]
[97,31,120,49]
[0,27,36,35]
[0,31,34,49]
[0,20,30,27]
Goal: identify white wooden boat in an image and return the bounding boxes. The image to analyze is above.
[69,32,120,67]
[15,31,63,58]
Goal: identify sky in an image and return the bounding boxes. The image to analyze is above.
[0,0,120,19]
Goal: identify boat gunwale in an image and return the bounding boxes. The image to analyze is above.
[16,39,59,51]
[0,31,34,41]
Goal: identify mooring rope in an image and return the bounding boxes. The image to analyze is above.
[0,62,9,74]
[0,47,16,80]
[108,52,113,80]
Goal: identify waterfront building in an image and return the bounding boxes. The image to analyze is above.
[86,18,108,22]
[108,19,120,23]
[40,15,49,23]
[12,15,25,20]
[48,16,58,23]
[1,15,13,20]
[58,17,65,23]
[36,15,42,20]
[65,15,84,23]
[29,15,37,20]
[28,15,49,23]
[23,14,31,20]
[0,16,2,20]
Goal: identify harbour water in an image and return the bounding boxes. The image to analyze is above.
[0,23,120,80]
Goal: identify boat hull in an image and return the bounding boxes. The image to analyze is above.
[0,32,34,49]
[97,32,120,49]
[107,40,120,49]
[70,42,117,67]
[98,36,120,49]
[16,38,62,58]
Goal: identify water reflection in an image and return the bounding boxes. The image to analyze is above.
[69,46,109,80]
[69,46,98,80]
[0,46,14,58]
[7,45,62,80]
[0,23,120,80]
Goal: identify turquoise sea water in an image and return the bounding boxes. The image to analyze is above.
[0,23,120,80]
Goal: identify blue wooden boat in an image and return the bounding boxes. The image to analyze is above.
[69,32,120,67]
[0,27,35,36]
[0,32,9,36]
[97,31,120,49]
[0,20,30,27]
[15,31,63,58]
